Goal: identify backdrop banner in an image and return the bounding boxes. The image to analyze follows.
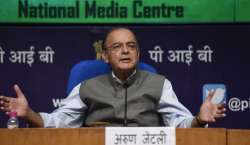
[0,25,249,128]
[1,0,250,23]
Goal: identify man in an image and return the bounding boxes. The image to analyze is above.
[0,27,226,127]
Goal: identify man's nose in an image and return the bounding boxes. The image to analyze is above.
[121,44,129,53]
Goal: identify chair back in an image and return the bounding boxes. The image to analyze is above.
[66,60,157,94]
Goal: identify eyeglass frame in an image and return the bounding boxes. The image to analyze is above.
[104,41,139,53]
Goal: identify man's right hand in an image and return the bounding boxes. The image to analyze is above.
[0,84,44,127]
[0,84,30,118]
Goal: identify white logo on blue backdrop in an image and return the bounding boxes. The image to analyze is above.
[203,84,226,104]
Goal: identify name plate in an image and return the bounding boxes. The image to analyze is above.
[105,127,176,145]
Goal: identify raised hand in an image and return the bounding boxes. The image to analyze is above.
[198,90,226,123]
[0,84,30,117]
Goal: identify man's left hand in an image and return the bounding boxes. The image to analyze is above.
[198,90,226,124]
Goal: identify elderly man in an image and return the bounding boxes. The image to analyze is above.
[0,27,226,127]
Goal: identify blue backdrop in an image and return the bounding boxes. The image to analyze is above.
[0,25,249,128]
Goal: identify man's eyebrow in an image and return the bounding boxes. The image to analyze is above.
[127,41,137,44]
[109,41,137,46]
[109,42,122,46]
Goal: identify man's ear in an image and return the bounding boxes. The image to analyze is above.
[137,48,140,60]
[102,51,109,63]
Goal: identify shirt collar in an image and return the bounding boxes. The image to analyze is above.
[111,69,137,85]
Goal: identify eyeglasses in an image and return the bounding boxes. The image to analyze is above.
[106,42,138,52]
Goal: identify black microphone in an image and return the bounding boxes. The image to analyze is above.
[123,81,129,126]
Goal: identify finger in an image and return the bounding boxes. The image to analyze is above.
[14,84,24,98]
[1,106,11,112]
[216,110,226,115]
[0,96,11,103]
[206,90,215,101]
[1,102,9,108]
[0,99,4,105]
[6,111,10,115]
[207,116,216,123]
[217,104,226,109]
[216,109,224,114]
[214,113,226,119]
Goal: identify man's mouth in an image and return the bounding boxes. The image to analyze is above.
[120,58,131,63]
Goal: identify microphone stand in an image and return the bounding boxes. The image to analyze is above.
[123,82,129,126]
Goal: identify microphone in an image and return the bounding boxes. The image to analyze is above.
[123,81,129,126]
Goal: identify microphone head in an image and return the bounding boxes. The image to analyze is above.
[122,81,129,88]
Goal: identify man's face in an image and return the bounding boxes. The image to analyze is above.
[103,29,140,73]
